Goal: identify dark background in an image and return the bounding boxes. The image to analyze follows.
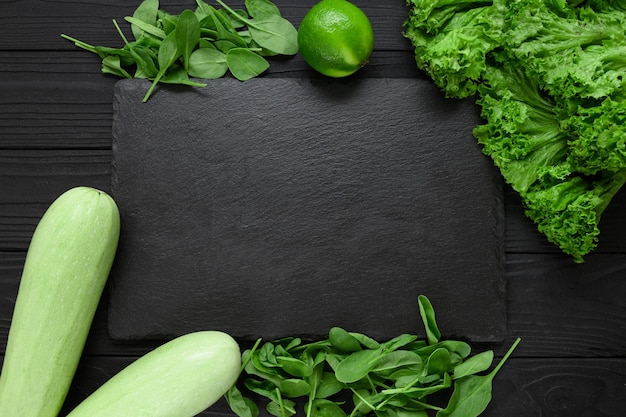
[1,1,626,415]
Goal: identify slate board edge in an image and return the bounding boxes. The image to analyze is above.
[107,78,507,343]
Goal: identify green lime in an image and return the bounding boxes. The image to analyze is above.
[297,0,374,78]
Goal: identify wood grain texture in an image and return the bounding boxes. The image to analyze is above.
[51,355,626,417]
[504,254,626,358]
[0,149,111,202]
[0,1,412,51]
[1,0,626,414]
[0,78,116,150]
[484,358,626,417]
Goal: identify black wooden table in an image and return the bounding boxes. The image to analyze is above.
[2,1,626,416]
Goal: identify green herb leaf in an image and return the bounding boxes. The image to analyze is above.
[436,338,521,417]
[278,378,311,397]
[216,0,298,55]
[142,29,180,102]
[372,350,423,377]
[382,333,418,352]
[315,371,344,399]
[130,0,159,40]
[175,9,201,72]
[452,350,494,380]
[125,16,166,40]
[226,385,260,417]
[204,3,249,48]
[246,16,298,55]
[226,47,269,81]
[228,297,520,417]
[245,0,281,19]
[418,295,440,345]
[129,46,159,78]
[310,399,348,417]
[276,356,313,378]
[424,347,452,376]
[334,348,385,384]
[62,0,298,101]
[188,47,228,79]
[328,327,363,353]
[101,55,132,78]
[159,66,207,87]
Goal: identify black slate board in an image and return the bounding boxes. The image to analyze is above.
[108,78,506,342]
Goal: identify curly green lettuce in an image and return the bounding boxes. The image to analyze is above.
[403,0,504,98]
[564,96,626,175]
[503,0,626,99]
[404,0,626,262]
[523,169,626,262]
[473,64,572,194]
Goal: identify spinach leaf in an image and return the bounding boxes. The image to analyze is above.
[226,385,259,417]
[175,9,201,71]
[276,356,313,378]
[328,327,363,353]
[246,17,299,55]
[216,0,298,55]
[188,47,229,79]
[418,295,440,345]
[226,48,269,81]
[159,66,207,87]
[436,338,521,417]
[101,55,132,78]
[452,350,494,379]
[245,0,281,19]
[230,296,520,417]
[310,399,348,417]
[62,0,299,101]
[125,16,166,40]
[130,0,159,40]
[142,29,180,101]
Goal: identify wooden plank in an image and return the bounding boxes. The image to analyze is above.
[0,77,116,150]
[483,358,626,417]
[504,253,626,358]
[0,149,111,203]
[53,355,626,417]
[0,204,45,251]
[0,1,413,52]
[0,253,22,350]
[0,50,422,82]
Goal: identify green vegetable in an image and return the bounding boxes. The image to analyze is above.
[404,0,626,262]
[65,331,241,417]
[226,295,521,417]
[0,187,120,417]
[60,0,298,101]
[437,338,521,416]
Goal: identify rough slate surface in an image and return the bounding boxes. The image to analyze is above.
[108,78,506,342]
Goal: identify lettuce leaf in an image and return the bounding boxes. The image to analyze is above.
[404,0,626,262]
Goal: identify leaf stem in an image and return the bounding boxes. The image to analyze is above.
[275,387,287,417]
[490,337,521,376]
[241,338,263,374]
[60,34,98,55]
[112,19,131,45]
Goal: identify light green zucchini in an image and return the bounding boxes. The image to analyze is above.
[0,186,120,417]
[66,331,242,417]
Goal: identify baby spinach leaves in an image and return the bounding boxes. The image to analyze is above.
[226,295,520,417]
[60,0,298,101]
